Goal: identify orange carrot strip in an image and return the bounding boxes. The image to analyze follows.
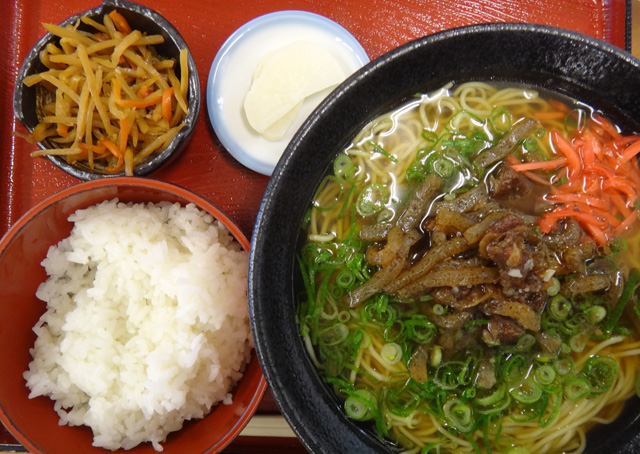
[137,85,152,98]
[99,138,123,159]
[162,87,174,123]
[79,142,107,154]
[116,94,162,108]
[109,156,124,172]
[109,10,131,35]
[56,124,69,138]
[119,117,130,154]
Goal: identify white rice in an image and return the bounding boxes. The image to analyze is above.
[23,199,252,451]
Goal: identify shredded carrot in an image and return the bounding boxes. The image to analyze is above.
[56,124,69,138]
[78,142,107,154]
[108,10,131,35]
[116,94,162,108]
[99,138,123,159]
[137,85,152,98]
[119,117,131,154]
[162,87,174,123]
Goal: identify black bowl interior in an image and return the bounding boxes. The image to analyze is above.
[13,0,200,180]
[250,23,640,454]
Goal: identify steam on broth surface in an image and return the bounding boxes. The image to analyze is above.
[297,82,640,454]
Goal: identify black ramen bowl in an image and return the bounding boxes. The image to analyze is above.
[249,23,640,454]
[13,0,200,180]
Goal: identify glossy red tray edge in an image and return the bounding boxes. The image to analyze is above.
[0,0,633,452]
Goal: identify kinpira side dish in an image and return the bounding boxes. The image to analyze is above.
[18,10,189,176]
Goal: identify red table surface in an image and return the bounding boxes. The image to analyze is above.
[0,0,631,452]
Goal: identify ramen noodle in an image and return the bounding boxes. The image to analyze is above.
[297,82,640,453]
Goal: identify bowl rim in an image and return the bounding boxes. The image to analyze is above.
[12,0,201,181]
[0,176,267,454]
[249,22,640,454]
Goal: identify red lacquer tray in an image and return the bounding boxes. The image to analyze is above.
[0,0,632,452]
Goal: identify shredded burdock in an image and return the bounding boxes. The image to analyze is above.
[19,10,189,175]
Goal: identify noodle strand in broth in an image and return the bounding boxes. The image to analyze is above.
[298,82,640,454]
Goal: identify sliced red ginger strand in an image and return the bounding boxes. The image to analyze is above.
[511,118,640,245]
[620,138,640,161]
[550,131,582,177]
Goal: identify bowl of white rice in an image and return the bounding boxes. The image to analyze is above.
[0,177,266,453]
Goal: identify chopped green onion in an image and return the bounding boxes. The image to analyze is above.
[489,107,512,134]
[538,390,562,428]
[548,295,572,321]
[563,376,591,400]
[319,323,349,346]
[422,130,439,143]
[564,108,587,134]
[509,377,543,404]
[344,388,377,421]
[364,295,397,326]
[381,342,403,365]
[582,356,618,395]
[516,333,536,351]
[546,277,560,296]
[585,305,606,323]
[534,365,556,386]
[603,269,639,335]
[338,310,351,323]
[445,110,483,134]
[356,183,389,217]
[443,398,474,433]
[553,356,575,376]
[405,315,437,344]
[433,304,447,316]
[475,384,507,407]
[386,385,420,417]
[430,345,442,367]
[336,270,356,289]
[432,157,455,178]
[569,331,589,353]
[368,140,398,163]
[434,362,467,390]
[333,154,359,182]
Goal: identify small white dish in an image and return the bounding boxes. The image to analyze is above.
[207,10,369,176]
